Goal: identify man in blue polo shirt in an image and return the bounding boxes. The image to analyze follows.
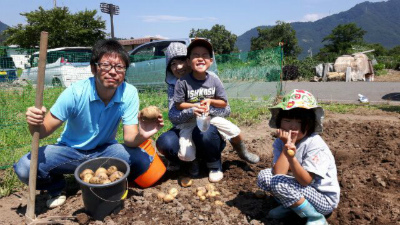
[14,39,163,208]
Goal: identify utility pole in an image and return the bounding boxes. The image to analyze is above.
[100,3,120,38]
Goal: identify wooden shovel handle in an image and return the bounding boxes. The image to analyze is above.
[26,31,48,223]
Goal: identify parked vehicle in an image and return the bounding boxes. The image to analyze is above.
[125,38,218,89]
[20,47,92,87]
[0,56,18,82]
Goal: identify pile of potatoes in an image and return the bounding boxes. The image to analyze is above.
[80,166,124,185]
[196,183,222,203]
[157,187,179,203]
[157,181,223,206]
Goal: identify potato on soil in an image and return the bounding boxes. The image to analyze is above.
[180,177,193,187]
[197,187,207,193]
[107,166,118,176]
[163,194,174,203]
[157,192,166,200]
[140,106,160,122]
[109,171,124,182]
[214,200,223,206]
[199,195,206,201]
[205,183,215,192]
[95,167,107,177]
[168,188,179,197]
[80,169,94,179]
[197,190,205,197]
[206,191,218,198]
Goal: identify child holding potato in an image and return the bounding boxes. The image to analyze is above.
[257,89,340,224]
[156,40,259,183]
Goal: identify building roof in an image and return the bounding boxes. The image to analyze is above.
[118,37,165,46]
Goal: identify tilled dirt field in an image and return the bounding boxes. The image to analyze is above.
[0,109,399,225]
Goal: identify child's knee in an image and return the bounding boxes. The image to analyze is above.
[257,168,273,189]
[178,137,196,161]
[178,149,196,161]
[270,176,290,195]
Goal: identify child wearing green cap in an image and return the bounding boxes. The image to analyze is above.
[257,89,340,224]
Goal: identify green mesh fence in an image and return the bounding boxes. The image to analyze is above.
[0,45,282,170]
[216,46,282,82]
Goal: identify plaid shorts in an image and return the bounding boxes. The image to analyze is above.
[257,168,334,215]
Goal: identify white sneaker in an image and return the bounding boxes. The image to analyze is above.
[209,169,223,183]
[46,194,66,208]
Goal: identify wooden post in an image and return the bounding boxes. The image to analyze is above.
[346,67,352,82]
[25,31,48,224]
[322,63,329,82]
[367,60,375,81]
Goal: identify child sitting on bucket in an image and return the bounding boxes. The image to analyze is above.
[257,89,340,224]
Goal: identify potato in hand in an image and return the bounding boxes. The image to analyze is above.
[140,106,161,122]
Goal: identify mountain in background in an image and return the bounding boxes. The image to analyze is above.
[0,21,10,44]
[236,0,400,58]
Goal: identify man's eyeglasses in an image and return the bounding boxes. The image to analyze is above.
[96,62,126,72]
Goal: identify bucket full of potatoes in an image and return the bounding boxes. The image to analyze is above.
[74,157,130,220]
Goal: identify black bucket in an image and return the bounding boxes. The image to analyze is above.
[74,157,130,220]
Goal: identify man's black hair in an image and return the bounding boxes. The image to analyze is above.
[276,108,316,134]
[90,39,130,69]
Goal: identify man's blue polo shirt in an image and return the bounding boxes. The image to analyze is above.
[50,77,139,150]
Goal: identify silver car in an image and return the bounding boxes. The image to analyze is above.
[125,38,218,89]
[20,47,92,87]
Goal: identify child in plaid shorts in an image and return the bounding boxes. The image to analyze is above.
[257,89,340,225]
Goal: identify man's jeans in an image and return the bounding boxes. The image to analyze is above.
[14,143,151,196]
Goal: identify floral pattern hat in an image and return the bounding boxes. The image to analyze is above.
[269,89,325,133]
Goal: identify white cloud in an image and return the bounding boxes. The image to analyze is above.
[301,13,328,22]
[140,15,217,23]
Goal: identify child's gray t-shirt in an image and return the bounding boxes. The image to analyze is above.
[272,133,340,208]
[174,72,228,104]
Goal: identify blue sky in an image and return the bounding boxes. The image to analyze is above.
[1,0,385,39]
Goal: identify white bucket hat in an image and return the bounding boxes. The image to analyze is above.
[269,89,325,133]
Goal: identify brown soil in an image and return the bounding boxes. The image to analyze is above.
[374,69,400,82]
[0,110,399,225]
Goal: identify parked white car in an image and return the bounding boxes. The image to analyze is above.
[125,38,218,89]
[20,47,93,87]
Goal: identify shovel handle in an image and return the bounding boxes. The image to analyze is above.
[26,31,48,223]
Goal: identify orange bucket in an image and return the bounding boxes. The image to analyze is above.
[134,139,166,188]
